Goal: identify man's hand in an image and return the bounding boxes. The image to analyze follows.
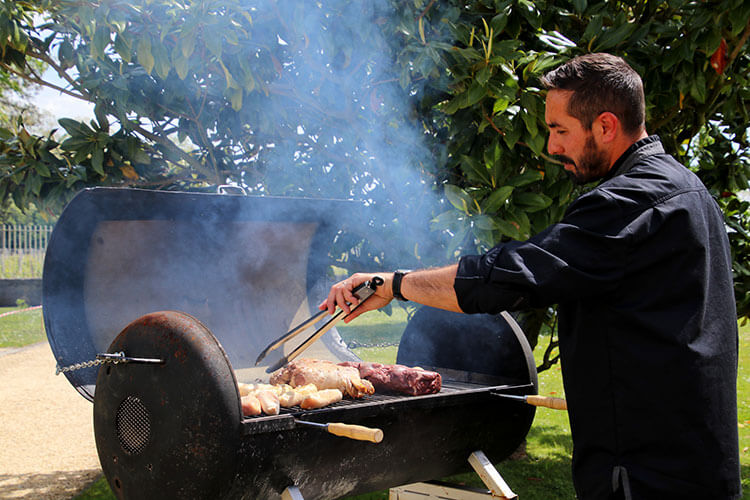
[318,272,394,323]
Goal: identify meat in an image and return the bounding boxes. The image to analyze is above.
[241,394,262,416]
[300,388,343,409]
[270,358,375,398]
[339,362,441,396]
[278,383,318,407]
[256,390,280,415]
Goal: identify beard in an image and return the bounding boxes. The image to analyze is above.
[557,135,610,185]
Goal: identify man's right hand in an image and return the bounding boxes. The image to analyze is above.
[318,272,395,323]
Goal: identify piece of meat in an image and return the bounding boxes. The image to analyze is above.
[241,394,262,416]
[300,389,343,409]
[256,390,280,415]
[270,358,375,398]
[279,383,318,407]
[339,362,441,396]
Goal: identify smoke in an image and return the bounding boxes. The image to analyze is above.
[236,0,448,269]
[46,1,458,383]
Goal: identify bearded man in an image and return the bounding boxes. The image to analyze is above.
[321,53,741,499]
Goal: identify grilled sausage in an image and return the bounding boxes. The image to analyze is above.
[256,390,280,415]
[300,389,343,410]
[241,394,262,416]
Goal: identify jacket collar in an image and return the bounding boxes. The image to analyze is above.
[602,135,664,182]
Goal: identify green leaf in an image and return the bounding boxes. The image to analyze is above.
[465,81,487,107]
[594,22,636,51]
[173,52,189,80]
[460,154,491,184]
[508,169,543,187]
[690,70,707,103]
[229,87,243,111]
[476,64,492,86]
[137,36,154,75]
[572,0,587,14]
[205,28,223,59]
[431,209,463,231]
[514,191,553,212]
[490,13,508,34]
[35,161,50,178]
[180,28,197,59]
[473,214,496,230]
[94,104,109,133]
[494,218,522,240]
[114,32,132,63]
[582,15,603,43]
[91,148,104,176]
[444,184,472,212]
[91,26,110,60]
[483,186,514,212]
[58,118,92,138]
[152,41,170,79]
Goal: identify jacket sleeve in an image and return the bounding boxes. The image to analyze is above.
[454,189,629,314]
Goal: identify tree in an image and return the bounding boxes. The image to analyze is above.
[1,0,749,361]
[0,0,445,273]
[384,0,750,351]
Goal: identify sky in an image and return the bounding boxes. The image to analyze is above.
[30,68,94,126]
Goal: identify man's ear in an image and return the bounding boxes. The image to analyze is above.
[595,112,619,143]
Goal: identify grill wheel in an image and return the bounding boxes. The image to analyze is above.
[93,310,241,499]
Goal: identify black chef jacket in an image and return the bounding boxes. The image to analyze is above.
[454,136,741,499]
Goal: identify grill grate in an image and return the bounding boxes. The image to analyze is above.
[116,396,151,455]
[246,380,511,419]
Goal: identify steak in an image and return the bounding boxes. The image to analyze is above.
[339,362,442,396]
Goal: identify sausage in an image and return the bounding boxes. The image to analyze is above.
[256,390,280,415]
[241,394,262,416]
[279,383,319,407]
[300,389,343,410]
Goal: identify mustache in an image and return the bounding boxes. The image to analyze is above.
[554,155,575,165]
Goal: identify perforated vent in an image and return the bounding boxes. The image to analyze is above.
[116,396,151,455]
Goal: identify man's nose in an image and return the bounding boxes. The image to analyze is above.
[547,135,562,155]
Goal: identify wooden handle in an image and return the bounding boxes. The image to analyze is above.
[327,423,384,443]
[525,395,567,410]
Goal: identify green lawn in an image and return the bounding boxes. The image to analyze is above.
[0,306,742,499]
[0,305,45,347]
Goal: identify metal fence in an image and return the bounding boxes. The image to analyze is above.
[0,225,54,279]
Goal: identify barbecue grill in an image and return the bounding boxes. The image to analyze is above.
[43,187,538,499]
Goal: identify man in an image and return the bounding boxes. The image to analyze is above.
[321,53,741,499]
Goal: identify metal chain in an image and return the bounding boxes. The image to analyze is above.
[346,341,399,349]
[55,351,125,375]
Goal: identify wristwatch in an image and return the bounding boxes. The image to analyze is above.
[392,270,411,301]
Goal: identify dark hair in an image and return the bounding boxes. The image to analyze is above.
[540,53,645,135]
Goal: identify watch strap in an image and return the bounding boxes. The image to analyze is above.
[392,270,410,301]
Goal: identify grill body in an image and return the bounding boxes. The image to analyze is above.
[95,310,534,499]
[45,188,537,499]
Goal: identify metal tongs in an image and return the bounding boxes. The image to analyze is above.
[256,276,384,373]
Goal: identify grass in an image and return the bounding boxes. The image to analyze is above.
[0,251,46,279]
[0,308,739,499]
[0,305,45,347]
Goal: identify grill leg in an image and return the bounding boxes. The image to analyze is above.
[388,450,517,499]
[282,485,305,500]
[469,450,517,499]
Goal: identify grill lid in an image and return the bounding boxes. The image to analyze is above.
[43,187,358,401]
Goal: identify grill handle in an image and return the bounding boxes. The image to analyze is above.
[492,392,567,410]
[295,419,384,443]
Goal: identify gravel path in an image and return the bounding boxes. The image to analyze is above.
[0,342,102,499]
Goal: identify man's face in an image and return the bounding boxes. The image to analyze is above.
[545,90,610,184]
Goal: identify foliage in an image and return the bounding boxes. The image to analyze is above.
[0,0,749,352]
[386,0,750,340]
